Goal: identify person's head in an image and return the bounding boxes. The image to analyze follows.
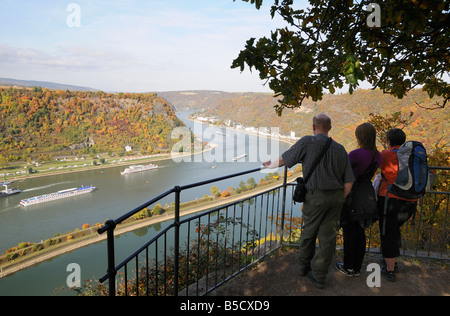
[313,113,331,135]
[386,128,406,148]
[355,123,377,153]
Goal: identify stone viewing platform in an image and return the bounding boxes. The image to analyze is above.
[210,248,449,296]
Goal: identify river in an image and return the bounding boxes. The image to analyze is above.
[0,110,292,296]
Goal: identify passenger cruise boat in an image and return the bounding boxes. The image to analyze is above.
[233,154,248,161]
[19,186,96,206]
[121,164,158,175]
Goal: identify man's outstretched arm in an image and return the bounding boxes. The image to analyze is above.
[262,157,285,169]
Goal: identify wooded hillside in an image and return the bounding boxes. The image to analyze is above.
[164,89,448,153]
[0,87,184,163]
[2,86,447,165]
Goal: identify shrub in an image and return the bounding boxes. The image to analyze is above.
[152,204,165,216]
[210,186,220,197]
[17,242,29,249]
[32,243,44,252]
[44,238,53,247]
[221,190,230,197]
[6,253,18,261]
[199,195,213,202]
[133,208,152,220]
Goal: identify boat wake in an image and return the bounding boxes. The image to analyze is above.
[21,181,73,193]
[0,204,21,214]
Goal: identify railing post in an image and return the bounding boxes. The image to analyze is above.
[104,219,117,296]
[280,166,288,246]
[173,186,181,296]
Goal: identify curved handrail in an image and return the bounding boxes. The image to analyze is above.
[97,167,264,235]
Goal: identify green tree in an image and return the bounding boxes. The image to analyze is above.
[133,208,152,220]
[232,0,449,115]
[152,204,165,216]
[368,111,415,149]
[247,177,256,190]
[239,181,247,192]
[210,185,220,197]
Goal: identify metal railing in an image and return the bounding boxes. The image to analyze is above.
[97,166,449,296]
[365,166,450,259]
[97,166,295,296]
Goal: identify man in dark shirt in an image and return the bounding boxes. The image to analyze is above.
[263,113,354,289]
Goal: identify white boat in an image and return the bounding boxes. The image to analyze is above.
[19,186,96,206]
[0,181,21,197]
[121,164,159,175]
[233,154,248,161]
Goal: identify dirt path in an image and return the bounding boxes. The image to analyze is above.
[211,248,450,296]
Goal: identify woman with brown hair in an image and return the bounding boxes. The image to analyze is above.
[336,123,381,277]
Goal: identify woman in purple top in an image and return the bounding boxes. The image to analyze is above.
[336,123,381,277]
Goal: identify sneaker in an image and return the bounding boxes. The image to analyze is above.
[335,262,354,277]
[306,270,325,289]
[381,266,396,282]
[393,262,399,273]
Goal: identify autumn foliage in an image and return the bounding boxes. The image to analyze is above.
[0,87,184,164]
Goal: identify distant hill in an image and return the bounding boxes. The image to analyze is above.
[160,88,449,153]
[157,90,273,111]
[1,77,447,158]
[0,88,183,163]
[0,78,97,92]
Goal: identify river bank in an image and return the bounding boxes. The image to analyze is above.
[1,112,297,281]
[0,175,295,279]
[5,154,167,181]
[5,114,295,184]
[3,145,207,183]
[0,110,297,295]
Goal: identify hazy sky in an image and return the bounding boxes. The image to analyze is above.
[0,0,309,93]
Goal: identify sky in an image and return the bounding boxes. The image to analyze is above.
[0,0,309,93]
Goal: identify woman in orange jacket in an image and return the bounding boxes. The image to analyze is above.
[378,129,418,282]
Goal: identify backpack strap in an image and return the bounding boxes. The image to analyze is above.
[303,137,332,184]
[381,172,390,236]
[358,152,378,181]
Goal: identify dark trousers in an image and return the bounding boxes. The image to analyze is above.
[342,221,366,272]
[377,196,417,258]
[299,190,345,283]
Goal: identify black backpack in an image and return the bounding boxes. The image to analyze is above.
[341,159,379,228]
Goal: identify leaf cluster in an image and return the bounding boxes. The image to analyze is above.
[232,0,449,115]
